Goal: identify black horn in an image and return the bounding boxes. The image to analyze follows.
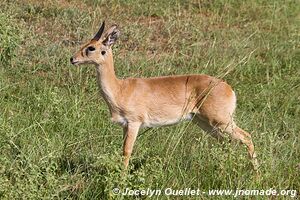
[92,21,105,41]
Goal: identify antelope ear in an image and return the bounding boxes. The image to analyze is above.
[102,25,120,46]
[92,21,105,41]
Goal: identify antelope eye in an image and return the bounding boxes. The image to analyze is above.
[87,46,95,51]
[101,51,106,55]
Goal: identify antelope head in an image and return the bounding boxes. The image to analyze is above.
[70,21,120,66]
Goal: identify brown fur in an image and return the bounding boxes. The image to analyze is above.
[71,23,259,170]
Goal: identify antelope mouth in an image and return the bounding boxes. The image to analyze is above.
[70,57,80,65]
[71,61,79,65]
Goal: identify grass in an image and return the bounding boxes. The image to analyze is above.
[0,0,299,199]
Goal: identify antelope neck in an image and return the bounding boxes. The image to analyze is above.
[95,55,121,108]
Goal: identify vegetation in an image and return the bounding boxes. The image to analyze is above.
[0,0,299,199]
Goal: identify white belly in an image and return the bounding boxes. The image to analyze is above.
[142,113,193,128]
[111,114,127,126]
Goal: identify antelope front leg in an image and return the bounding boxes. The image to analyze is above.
[123,122,141,168]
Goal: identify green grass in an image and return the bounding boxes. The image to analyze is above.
[0,0,299,199]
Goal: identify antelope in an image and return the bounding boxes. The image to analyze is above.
[70,21,259,170]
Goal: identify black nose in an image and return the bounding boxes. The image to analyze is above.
[70,57,73,63]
